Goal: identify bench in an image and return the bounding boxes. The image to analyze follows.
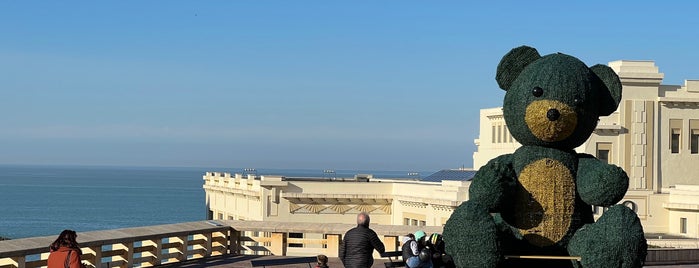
[381,251,405,267]
[250,256,318,268]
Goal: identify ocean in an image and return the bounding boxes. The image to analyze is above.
[0,164,430,239]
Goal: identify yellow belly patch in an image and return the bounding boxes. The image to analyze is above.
[513,158,575,247]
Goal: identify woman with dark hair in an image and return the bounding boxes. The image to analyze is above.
[47,230,86,268]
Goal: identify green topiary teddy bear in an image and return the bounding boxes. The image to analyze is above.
[443,46,647,268]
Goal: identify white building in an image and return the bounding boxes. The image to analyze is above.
[204,170,474,227]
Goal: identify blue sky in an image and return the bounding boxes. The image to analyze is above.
[1,1,698,171]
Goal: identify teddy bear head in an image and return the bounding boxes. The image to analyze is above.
[495,46,622,149]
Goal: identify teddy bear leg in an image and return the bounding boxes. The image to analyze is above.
[443,201,501,268]
[567,205,647,268]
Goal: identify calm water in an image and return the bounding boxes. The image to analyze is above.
[0,165,430,239]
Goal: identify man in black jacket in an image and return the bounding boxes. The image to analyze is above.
[340,212,386,268]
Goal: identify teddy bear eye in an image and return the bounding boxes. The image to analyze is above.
[532,87,543,97]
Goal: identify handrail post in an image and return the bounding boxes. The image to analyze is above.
[383,235,399,251]
[270,232,287,256]
[230,229,240,255]
[123,242,134,268]
[177,236,189,262]
[10,256,25,268]
[154,237,163,265]
[88,246,102,268]
[204,232,213,257]
[142,238,162,266]
[325,234,341,257]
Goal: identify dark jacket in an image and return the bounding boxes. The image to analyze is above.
[402,239,418,261]
[339,225,385,268]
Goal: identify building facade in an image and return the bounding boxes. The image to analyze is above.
[204,172,470,227]
[473,60,699,236]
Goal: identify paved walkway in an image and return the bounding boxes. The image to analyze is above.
[158,255,699,268]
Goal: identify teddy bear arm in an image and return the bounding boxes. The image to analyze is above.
[469,154,516,212]
[576,154,629,206]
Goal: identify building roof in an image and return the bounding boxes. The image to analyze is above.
[421,169,477,182]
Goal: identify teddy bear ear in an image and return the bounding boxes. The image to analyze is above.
[590,64,622,116]
[496,46,541,90]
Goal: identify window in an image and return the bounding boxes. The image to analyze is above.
[411,219,418,226]
[404,218,410,225]
[492,125,496,143]
[691,120,699,154]
[598,150,610,163]
[596,143,612,164]
[289,232,303,238]
[672,129,681,153]
[497,125,502,143]
[680,217,688,234]
[217,213,224,220]
[289,232,303,247]
[671,119,682,154]
[419,220,426,226]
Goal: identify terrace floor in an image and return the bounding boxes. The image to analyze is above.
[159,255,699,268]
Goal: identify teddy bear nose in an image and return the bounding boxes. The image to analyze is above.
[547,108,560,121]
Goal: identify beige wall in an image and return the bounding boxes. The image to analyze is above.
[658,98,699,187]
[473,107,520,169]
[665,185,699,238]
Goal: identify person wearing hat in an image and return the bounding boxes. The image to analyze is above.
[402,230,433,268]
[425,233,455,268]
